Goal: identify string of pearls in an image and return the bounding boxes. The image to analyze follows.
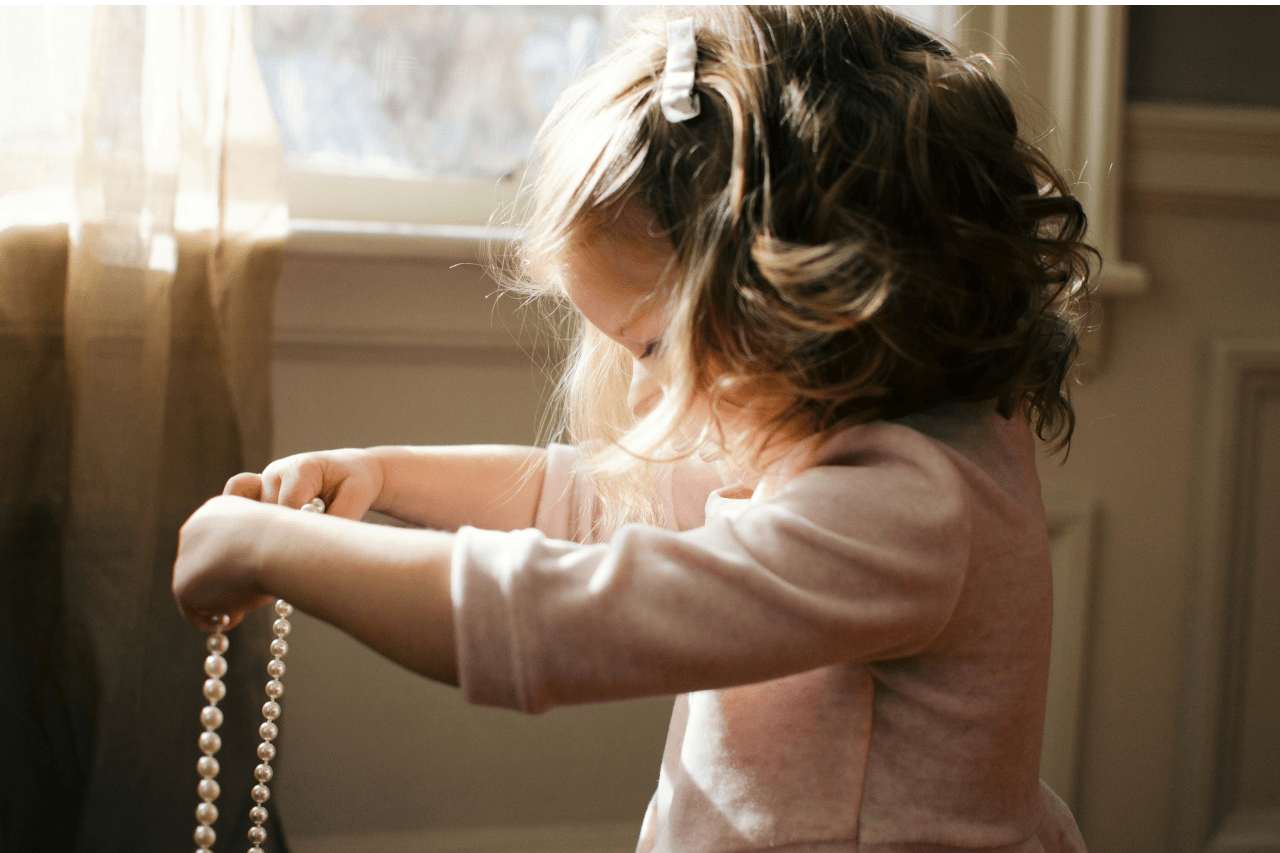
[193,497,323,853]
[194,618,230,850]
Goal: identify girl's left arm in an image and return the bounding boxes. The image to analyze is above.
[172,495,458,686]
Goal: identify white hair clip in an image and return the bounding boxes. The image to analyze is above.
[660,17,701,122]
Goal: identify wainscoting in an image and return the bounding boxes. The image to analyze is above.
[1033,103,1280,852]
[1175,338,1280,853]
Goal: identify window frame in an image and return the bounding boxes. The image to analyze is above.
[282,4,1143,299]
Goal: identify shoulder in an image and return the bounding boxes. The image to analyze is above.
[721,421,977,581]
[763,402,1040,530]
[695,423,976,658]
[757,420,973,545]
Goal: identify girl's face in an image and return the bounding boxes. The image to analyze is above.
[559,203,781,468]
[560,206,674,418]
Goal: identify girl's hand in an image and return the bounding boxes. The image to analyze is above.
[172,495,282,630]
[172,492,460,684]
[223,449,384,521]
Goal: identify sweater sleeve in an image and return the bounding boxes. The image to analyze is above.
[531,443,730,543]
[532,443,594,543]
[454,426,972,713]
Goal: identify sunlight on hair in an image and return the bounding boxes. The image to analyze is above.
[499,6,1095,537]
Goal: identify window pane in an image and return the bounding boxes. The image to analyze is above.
[252,6,618,180]
[885,6,953,39]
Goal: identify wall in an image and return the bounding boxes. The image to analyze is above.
[269,253,667,851]
[1040,9,1280,849]
[266,8,1280,853]
[1038,104,1280,852]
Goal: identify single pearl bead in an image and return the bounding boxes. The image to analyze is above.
[197,756,219,778]
[267,658,285,678]
[251,783,271,803]
[206,633,229,655]
[202,678,225,703]
[203,654,227,678]
[195,802,217,825]
[194,825,215,848]
[249,847,265,853]
[272,618,291,638]
[265,679,284,699]
[276,599,294,616]
[254,762,274,783]
[250,805,268,825]
[197,778,220,802]
[200,705,223,730]
[262,700,281,721]
[198,731,221,756]
[248,825,267,844]
[257,741,276,762]
[270,639,288,658]
[259,721,278,741]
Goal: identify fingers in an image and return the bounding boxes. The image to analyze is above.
[259,456,295,505]
[223,452,375,515]
[276,465,321,510]
[225,468,314,509]
[174,573,270,633]
[260,464,283,505]
[193,611,239,633]
[327,480,371,520]
[182,604,251,633]
[172,496,276,631]
[224,472,263,500]
[257,455,324,509]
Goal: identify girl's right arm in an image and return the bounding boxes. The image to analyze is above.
[225,445,547,532]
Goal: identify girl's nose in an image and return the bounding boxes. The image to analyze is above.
[628,359,663,418]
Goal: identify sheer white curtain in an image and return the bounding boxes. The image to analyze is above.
[0,7,288,851]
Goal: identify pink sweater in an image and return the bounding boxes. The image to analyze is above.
[451,404,1087,852]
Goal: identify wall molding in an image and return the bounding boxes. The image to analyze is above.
[1042,492,1099,812]
[1126,105,1280,219]
[290,819,641,853]
[955,5,1147,299]
[273,323,559,365]
[1176,337,1280,853]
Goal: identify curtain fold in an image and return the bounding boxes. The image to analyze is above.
[0,7,288,852]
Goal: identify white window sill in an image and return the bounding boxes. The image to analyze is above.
[286,219,520,263]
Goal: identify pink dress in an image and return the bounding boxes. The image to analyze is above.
[450,403,1088,852]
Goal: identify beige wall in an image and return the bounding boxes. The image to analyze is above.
[1041,106,1280,853]
[269,254,669,851]
[264,13,1280,850]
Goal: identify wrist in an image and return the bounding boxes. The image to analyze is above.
[248,502,297,597]
[364,445,397,515]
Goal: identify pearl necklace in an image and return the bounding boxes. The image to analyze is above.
[192,497,323,852]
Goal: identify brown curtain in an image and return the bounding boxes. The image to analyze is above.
[0,7,288,852]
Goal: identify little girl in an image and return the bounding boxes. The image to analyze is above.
[174,7,1093,851]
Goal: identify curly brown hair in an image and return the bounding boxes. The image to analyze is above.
[510,5,1095,529]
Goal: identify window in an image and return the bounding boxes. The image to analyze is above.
[253,6,633,227]
[886,5,955,39]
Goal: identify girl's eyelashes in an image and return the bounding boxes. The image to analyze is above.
[639,339,661,360]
